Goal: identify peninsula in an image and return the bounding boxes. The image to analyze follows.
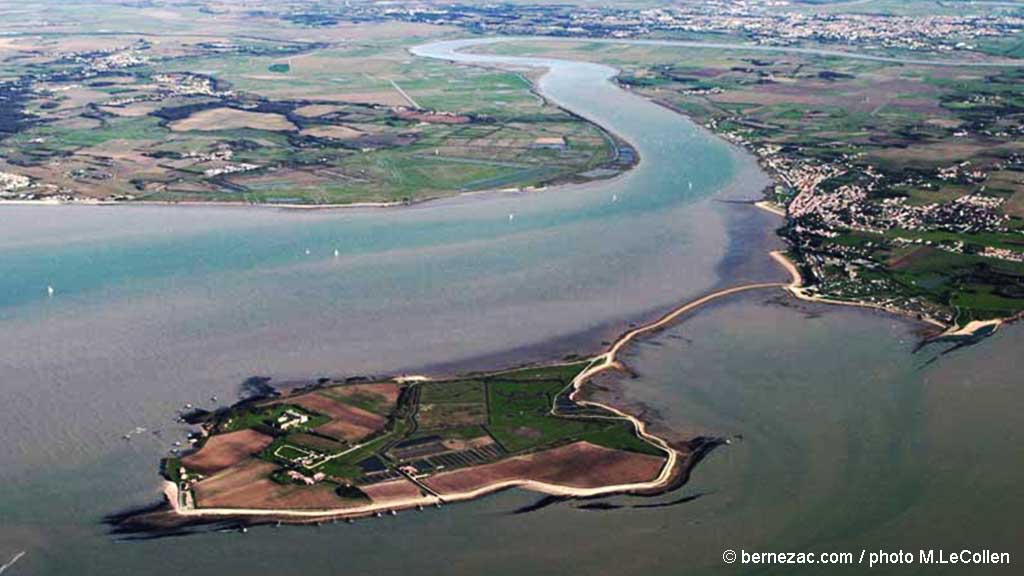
[116,262,803,531]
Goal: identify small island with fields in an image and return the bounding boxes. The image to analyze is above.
[116,359,715,532]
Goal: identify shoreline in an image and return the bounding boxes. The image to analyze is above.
[0,53,638,215]
[764,246,996,335]
[646,51,1017,338]
[135,242,802,529]
[0,188,528,212]
[110,37,1005,531]
[146,277,794,528]
[0,136,638,212]
[0,155,635,214]
[117,167,993,532]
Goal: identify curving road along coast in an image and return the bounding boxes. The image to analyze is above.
[163,284,799,521]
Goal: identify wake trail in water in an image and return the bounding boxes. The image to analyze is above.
[0,552,26,575]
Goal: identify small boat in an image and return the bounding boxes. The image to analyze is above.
[333,249,340,257]
[389,510,397,516]
[688,181,693,190]
[47,285,54,297]
[508,213,515,221]
[612,194,617,202]
[304,249,311,255]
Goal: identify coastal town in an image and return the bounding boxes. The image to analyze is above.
[544,29,1024,327]
[0,0,1020,326]
[714,121,1024,325]
[302,0,1024,55]
[2,0,1022,327]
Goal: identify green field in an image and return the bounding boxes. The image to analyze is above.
[419,380,487,404]
[318,389,391,416]
[477,365,663,456]
[178,359,664,492]
[476,39,1024,325]
[0,18,621,205]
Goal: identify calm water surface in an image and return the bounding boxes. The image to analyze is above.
[0,39,1018,575]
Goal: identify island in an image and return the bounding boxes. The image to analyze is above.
[112,253,802,532]
[114,344,714,531]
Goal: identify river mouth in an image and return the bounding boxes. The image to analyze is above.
[7,35,1008,575]
[105,37,795,532]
